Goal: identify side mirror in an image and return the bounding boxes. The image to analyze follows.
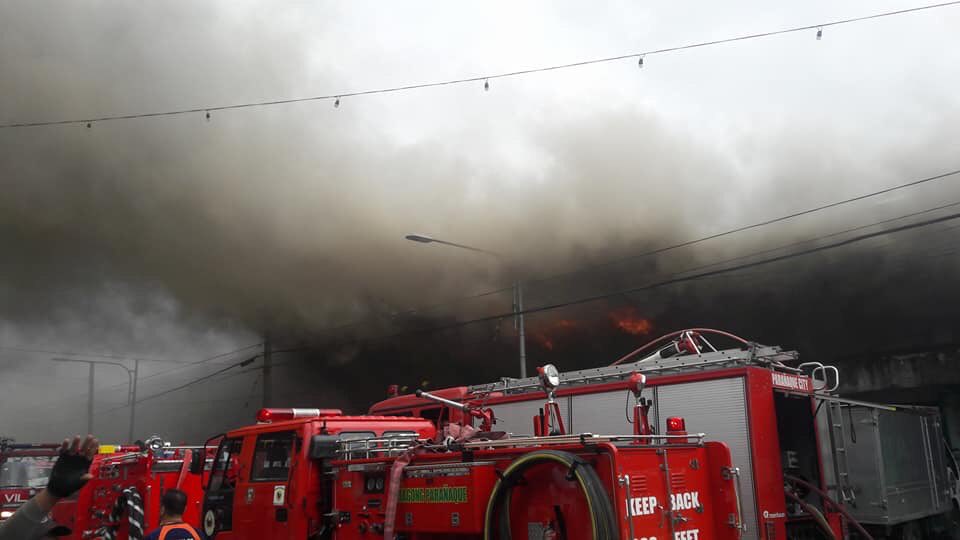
[189,450,204,475]
[309,435,339,459]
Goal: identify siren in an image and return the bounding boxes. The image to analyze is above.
[256,408,342,423]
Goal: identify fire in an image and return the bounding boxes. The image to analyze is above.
[534,333,554,351]
[610,307,652,336]
[532,319,577,351]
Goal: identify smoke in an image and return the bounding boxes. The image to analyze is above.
[2,1,960,439]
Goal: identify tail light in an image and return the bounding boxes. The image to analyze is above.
[666,416,687,433]
[256,408,342,423]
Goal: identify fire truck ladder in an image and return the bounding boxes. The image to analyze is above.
[823,399,856,506]
[469,344,800,395]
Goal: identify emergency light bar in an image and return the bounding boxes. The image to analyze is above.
[256,408,342,423]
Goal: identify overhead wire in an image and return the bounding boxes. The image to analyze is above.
[320,207,960,347]
[92,200,960,414]
[0,346,185,364]
[2,1,959,129]
[277,167,960,342]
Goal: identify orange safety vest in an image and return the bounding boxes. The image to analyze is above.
[158,523,202,540]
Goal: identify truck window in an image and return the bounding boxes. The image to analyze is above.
[339,431,376,460]
[250,432,295,482]
[208,437,242,492]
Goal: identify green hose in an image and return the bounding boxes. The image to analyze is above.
[483,450,617,540]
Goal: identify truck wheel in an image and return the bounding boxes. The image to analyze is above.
[203,509,218,537]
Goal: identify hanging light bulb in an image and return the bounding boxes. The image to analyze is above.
[484,79,490,91]
[86,122,92,129]
[334,97,341,108]
[638,55,645,68]
[205,111,211,121]
[816,27,823,40]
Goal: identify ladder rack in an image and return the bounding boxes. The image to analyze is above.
[468,344,799,395]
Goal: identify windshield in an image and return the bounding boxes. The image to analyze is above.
[0,457,55,488]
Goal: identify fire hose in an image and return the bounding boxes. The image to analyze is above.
[483,450,617,540]
[783,490,837,540]
[784,474,874,540]
[104,487,144,540]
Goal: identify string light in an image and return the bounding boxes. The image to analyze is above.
[205,111,211,121]
[86,122,91,129]
[638,55,645,68]
[334,97,341,108]
[2,1,958,130]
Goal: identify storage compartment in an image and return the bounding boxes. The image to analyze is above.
[817,402,951,525]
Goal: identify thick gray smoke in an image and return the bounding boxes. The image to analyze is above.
[1,1,959,441]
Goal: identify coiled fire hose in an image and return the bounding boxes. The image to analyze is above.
[483,450,617,540]
[105,487,145,540]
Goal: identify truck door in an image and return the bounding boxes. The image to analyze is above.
[202,437,243,538]
[239,430,296,539]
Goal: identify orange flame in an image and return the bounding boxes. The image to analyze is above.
[610,307,652,335]
[532,319,577,351]
[534,333,555,351]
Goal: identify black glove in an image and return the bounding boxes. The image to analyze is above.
[46,451,93,498]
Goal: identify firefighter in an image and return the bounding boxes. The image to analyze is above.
[144,489,203,540]
[0,435,98,540]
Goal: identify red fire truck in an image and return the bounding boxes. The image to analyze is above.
[370,329,959,540]
[0,439,59,522]
[200,374,746,539]
[50,437,211,540]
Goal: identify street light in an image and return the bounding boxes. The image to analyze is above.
[50,358,139,442]
[404,233,527,378]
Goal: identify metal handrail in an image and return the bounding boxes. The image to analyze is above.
[457,432,706,449]
[723,466,746,537]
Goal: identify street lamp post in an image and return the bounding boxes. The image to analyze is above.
[404,233,527,378]
[51,358,139,441]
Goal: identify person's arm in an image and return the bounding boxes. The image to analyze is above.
[0,435,97,540]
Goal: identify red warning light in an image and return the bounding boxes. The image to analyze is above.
[256,408,342,423]
[666,416,686,433]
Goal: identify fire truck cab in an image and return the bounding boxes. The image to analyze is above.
[0,439,59,522]
[200,409,436,539]
[51,437,212,540]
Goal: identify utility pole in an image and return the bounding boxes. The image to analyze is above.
[127,359,139,443]
[87,363,95,435]
[514,281,527,378]
[51,358,136,439]
[405,233,529,378]
[262,334,273,408]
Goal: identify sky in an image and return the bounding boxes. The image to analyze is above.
[0,0,959,442]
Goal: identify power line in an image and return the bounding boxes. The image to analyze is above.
[133,354,260,405]
[115,202,960,411]
[331,206,960,346]
[11,342,266,419]
[0,346,187,364]
[3,1,959,129]
[284,167,960,342]
[523,168,960,288]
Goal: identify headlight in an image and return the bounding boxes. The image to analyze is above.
[1,510,13,519]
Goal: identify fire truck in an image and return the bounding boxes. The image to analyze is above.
[0,438,59,522]
[50,437,211,539]
[370,329,960,540]
[200,377,745,538]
